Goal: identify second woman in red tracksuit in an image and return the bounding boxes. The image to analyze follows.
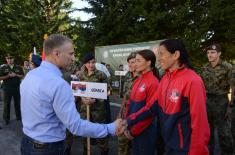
[124,49,160,155]
[157,39,210,155]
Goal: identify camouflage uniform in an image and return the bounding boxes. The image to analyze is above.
[0,64,23,124]
[118,72,136,155]
[201,60,233,155]
[79,69,109,155]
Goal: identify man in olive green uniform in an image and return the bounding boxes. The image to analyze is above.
[79,53,110,155]
[117,52,137,155]
[201,44,234,155]
[0,54,24,125]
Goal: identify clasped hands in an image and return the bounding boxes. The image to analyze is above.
[81,97,133,139]
[114,119,134,140]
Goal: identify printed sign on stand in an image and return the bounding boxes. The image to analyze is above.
[71,81,107,99]
[115,71,127,76]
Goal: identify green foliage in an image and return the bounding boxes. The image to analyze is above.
[78,0,235,66]
[0,0,234,66]
[0,0,79,64]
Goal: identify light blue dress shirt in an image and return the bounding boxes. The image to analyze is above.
[20,61,115,143]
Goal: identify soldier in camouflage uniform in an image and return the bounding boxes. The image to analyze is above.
[0,54,24,125]
[117,52,137,155]
[201,44,234,155]
[79,53,110,155]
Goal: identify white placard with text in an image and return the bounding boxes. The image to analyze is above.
[115,71,127,76]
[71,81,107,99]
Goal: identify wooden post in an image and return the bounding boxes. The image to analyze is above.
[86,104,91,155]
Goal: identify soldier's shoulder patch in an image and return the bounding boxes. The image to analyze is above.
[221,61,232,69]
[202,63,209,70]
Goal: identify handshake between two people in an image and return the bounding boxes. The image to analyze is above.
[114,119,134,140]
[81,97,133,140]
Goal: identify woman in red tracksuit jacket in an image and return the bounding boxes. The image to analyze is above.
[157,39,210,155]
[124,49,159,155]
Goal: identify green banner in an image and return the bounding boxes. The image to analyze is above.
[95,40,163,71]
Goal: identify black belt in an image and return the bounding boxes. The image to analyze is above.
[24,134,64,149]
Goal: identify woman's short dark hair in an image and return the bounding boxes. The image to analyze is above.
[160,39,192,68]
[127,52,137,62]
[137,49,159,79]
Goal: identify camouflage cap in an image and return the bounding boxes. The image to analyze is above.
[206,43,221,52]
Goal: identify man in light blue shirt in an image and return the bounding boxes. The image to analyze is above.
[20,34,123,155]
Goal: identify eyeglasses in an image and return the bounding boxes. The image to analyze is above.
[6,57,13,59]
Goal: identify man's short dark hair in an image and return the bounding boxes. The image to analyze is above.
[43,34,72,55]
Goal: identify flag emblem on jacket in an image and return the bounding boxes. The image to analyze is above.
[139,84,146,92]
[169,89,180,103]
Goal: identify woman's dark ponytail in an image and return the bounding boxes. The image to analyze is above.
[151,66,160,80]
[137,49,160,80]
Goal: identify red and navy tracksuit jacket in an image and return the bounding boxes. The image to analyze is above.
[157,67,210,155]
[125,71,159,136]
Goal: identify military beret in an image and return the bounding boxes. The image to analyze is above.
[82,52,95,64]
[206,43,221,52]
[31,54,42,67]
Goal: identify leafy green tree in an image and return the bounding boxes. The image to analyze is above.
[78,0,235,66]
[0,0,79,64]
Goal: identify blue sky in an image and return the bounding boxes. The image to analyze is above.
[70,0,92,21]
